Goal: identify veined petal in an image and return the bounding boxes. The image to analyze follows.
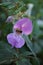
[7,33,25,48]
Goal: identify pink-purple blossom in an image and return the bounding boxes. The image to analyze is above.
[13,18,33,35]
[7,33,25,48]
[7,18,33,48]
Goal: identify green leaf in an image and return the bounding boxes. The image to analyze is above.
[33,20,40,37]
[1,23,13,41]
[16,59,32,65]
[23,35,40,65]
[0,41,12,64]
[22,51,32,56]
[23,35,34,55]
[0,41,18,64]
[31,57,40,65]
[0,2,11,6]
[32,42,41,53]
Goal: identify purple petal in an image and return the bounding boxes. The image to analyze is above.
[13,18,33,35]
[7,33,25,48]
[7,33,18,47]
[22,19,33,35]
[14,35,25,48]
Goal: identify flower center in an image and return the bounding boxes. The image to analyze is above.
[16,28,22,34]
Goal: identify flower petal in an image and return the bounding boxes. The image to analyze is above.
[22,19,33,35]
[7,33,18,47]
[14,35,25,48]
[7,33,25,48]
[13,18,33,35]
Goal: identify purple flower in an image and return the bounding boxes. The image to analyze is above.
[13,18,33,35]
[7,18,33,48]
[6,16,14,22]
[7,33,25,48]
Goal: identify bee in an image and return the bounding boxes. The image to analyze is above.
[16,29,22,34]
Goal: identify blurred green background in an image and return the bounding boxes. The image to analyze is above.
[0,0,43,65]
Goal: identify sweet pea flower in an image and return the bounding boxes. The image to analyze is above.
[7,18,33,48]
[13,18,33,35]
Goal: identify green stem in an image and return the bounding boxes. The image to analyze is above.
[23,34,40,65]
